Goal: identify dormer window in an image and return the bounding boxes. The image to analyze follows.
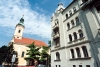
[18,30,21,33]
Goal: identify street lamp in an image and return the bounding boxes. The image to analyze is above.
[11,51,16,67]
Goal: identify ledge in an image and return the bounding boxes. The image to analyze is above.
[67,39,90,48]
[54,59,61,61]
[54,45,60,48]
[68,37,85,44]
[70,57,91,60]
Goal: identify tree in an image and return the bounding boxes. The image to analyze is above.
[25,42,41,66]
[0,45,8,65]
[0,42,18,66]
[40,46,50,66]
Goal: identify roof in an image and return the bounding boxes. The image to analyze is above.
[14,37,47,47]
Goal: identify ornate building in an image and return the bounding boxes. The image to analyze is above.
[51,0,100,67]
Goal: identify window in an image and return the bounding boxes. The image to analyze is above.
[66,14,68,19]
[56,65,57,67]
[69,10,72,16]
[54,29,59,35]
[71,20,75,27]
[86,65,90,67]
[76,48,81,57]
[95,4,100,12]
[79,65,82,67]
[69,34,72,42]
[73,7,76,13]
[55,39,60,47]
[18,30,21,33]
[82,0,88,3]
[75,17,79,25]
[70,49,75,58]
[78,30,84,38]
[67,23,70,29]
[82,46,89,57]
[73,65,76,67]
[59,65,61,67]
[21,51,25,57]
[73,32,77,40]
[56,52,60,60]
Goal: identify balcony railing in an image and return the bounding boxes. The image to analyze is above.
[53,33,60,40]
[52,24,59,30]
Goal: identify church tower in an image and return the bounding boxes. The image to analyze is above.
[13,16,25,39]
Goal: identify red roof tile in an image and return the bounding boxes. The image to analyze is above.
[14,37,47,47]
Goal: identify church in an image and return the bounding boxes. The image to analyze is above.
[10,16,47,66]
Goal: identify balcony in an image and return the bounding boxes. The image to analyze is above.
[53,33,60,40]
[52,24,59,30]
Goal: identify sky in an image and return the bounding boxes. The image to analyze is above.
[0,0,73,47]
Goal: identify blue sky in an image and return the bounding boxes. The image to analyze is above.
[0,0,73,47]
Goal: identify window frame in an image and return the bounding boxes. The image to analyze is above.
[73,32,77,40]
[76,48,81,58]
[70,49,75,58]
[21,51,25,57]
[69,34,72,42]
[82,46,89,57]
[56,52,60,60]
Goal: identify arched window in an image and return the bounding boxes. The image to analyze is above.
[73,32,77,40]
[73,7,76,13]
[21,51,25,57]
[69,10,72,16]
[67,23,70,29]
[76,48,81,57]
[75,17,79,25]
[56,52,60,60]
[78,30,83,38]
[71,20,75,27]
[82,46,89,57]
[70,49,75,58]
[18,30,21,33]
[69,34,72,42]
[66,14,68,19]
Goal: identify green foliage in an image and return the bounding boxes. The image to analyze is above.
[39,46,50,64]
[0,43,18,65]
[25,42,41,61]
[0,45,8,64]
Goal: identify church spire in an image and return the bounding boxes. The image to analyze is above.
[16,15,25,28]
[20,15,24,23]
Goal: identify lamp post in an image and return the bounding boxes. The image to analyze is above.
[11,51,16,67]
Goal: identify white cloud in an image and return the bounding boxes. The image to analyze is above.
[0,0,51,39]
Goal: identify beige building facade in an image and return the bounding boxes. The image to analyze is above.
[9,17,48,66]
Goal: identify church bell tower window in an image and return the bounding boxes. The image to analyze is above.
[18,30,21,33]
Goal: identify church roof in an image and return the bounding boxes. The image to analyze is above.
[14,37,47,47]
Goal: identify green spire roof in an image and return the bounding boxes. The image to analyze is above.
[17,16,25,27]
